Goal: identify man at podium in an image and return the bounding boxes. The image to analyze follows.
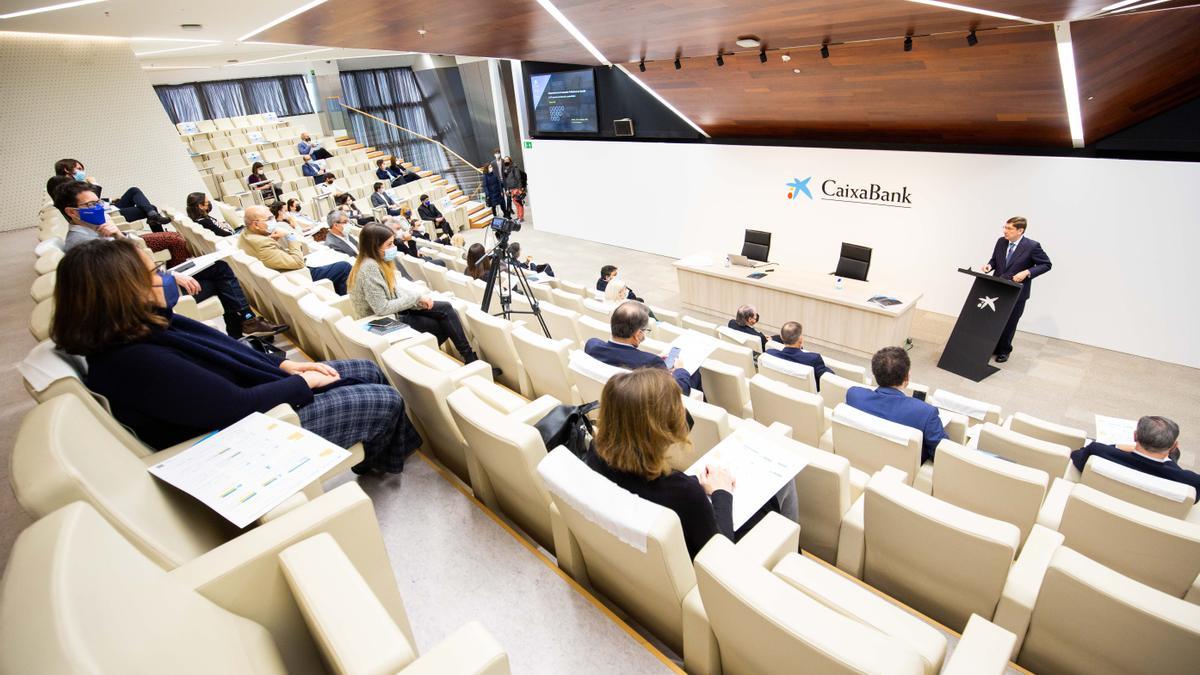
[981,216,1052,362]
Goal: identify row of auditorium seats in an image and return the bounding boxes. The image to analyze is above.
[14,197,1200,673]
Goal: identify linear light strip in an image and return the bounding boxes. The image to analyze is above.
[130,36,221,43]
[0,0,106,20]
[141,65,213,70]
[534,0,611,66]
[1053,22,1085,148]
[1110,0,1174,14]
[1097,0,1144,11]
[134,44,213,57]
[903,0,1040,24]
[615,64,710,138]
[227,47,332,66]
[236,0,328,43]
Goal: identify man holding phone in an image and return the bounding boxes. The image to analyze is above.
[583,301,696,395]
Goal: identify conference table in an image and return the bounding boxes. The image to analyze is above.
[674,258,923,358]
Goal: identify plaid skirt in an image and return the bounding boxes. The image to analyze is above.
[296,359,422,473]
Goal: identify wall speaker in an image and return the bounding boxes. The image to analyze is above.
[614,118,635,136]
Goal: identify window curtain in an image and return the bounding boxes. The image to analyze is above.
[200,81,248,118]
[339,67,452,174]
[282,75,315,115]
[154,75,313,124]
[156,84,205,123]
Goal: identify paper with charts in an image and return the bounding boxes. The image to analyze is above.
[668,331,719,375]
[685,427,808,530]
[148,413,350,528]
[1095,414,1137,446]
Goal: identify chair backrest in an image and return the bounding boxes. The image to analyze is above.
[420,261,451,292]
[1007,412,1087,450]
[296,294,345,362]
[1053,483,1200,599]
[550,288,586,312]
[823,356,870,384]
[34,247,63,275]
[681,315,719,337]
[695,536,924,674]
[575,314,612,344]
[933,441,1049,546]
[11,394,234,569]
[927,389,1002,425]
[1017,546,1200,674]
[976,423,1070,478]
[834,242,872,281]
[830,403,924,484]
[1080,455,1196,519]
[0,503,287,675]
[567,349,628,404]
[698,359,751,418]
[537,301,582,347]
[749,374,825,448]
[537,448,698,655]
[464,308,533,397]
[446,387,554,549]
[30,271,56,302]
[511,325,580,405]
[759,432,856,565]
[678,395,733,468]
[332,316,390,370]
[717,325,761,354]
[30,297,53,341]
[863,477,1021,631]
[444,271,482,303]
[528,282,554,305]
[580,298,614,323]
[557,279,589,297]
[741,229,772,262]
[757,352,818,394]
[819,372,857,409]
[396,255,426,284]
[708,339,756,378]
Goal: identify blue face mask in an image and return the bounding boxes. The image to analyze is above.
[157,271,180,309]
[73,169,87,182]
[76,203,107,226]
[383,247,398,262]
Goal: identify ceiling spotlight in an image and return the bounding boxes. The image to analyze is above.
[716,52,724,66]
[735,36,761,49]
[903,36,913,52]
[759,49,767,63]
[792,68,801,74]
[417,29,427,36]
[820,43,829,59]
[781,53,791,62]
[638,59,645,72]
[967,30,978,46]
[674,56,681,70]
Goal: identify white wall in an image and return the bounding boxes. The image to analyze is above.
[525,139,1200,368]
[0,32,204,231]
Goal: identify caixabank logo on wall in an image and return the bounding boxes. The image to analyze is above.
[787,175,913,209]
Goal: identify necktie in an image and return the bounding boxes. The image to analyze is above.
[1006,241,1016,263]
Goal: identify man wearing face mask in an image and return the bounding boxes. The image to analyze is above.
[55,181,285,338]
[416,193,453,243]
[301,154,333,185]
[52,158,173,231]
[239,204,352,295]
[297,133,333,161]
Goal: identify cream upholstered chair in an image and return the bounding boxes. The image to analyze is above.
[1079,455,1198,520]
[821,403,930,490]
[824,356,870,384]
[295,293,346,362]
[749,374,826,447]
[648,304,681,326]
[698,358,752,418]
[421,260,451,293]
[397,254,427,284]
[932,441,1049,547]
[975,422,1071,479]
[655,319,687,342]
[527,281,555,305]
[928,388,1002,426]
[757,351,819,394]
[11,394,364,570]
[34,247,64,276]
[30,271,55,302]
[464,308,534,397]
[511,324,581,405]
[717,325,762,354]
[580,297,615,323]
[29,297,53,341]
[557,278,589,297]
[447,386,560,551]
[837,471,1064,633]
[333,315,392,371]
[550,287,586,312]
[574,313,612,344]
[0,501,510,675]
[269,276,321,355]
[537,301,583,347]
[444,270,482,303]
[705,339,756,379]
[1036,480,1200,601]
[1005,411,1087,450]
[678,395,737,467]
[994,545,1200,674]
[682,314,720,336]
[819,372,859,410]
[567,349,628,404]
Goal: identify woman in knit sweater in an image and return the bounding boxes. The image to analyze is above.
[52,238,421,475]
[349,224,479,363]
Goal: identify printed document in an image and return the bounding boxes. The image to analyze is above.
[148,413,350,527]
[685,427,807,529]
[169,248,230,277]
[1095,414,1137,446]
[669,331,719,375]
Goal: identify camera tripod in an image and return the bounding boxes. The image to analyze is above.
[480,230,551,338]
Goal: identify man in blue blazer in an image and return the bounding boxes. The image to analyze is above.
[982,216,1052,362]
[584,301,694,394]
[763,321,834,391]
[846,346,946,463]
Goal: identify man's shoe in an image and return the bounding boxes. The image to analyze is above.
[147,212,173,227]
[995,353,1009,363]
[243,317,288,337]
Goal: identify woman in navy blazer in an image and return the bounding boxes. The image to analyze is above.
[51,238,421,474]
[982,216,1052,361]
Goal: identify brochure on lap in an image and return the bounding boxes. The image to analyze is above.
[685,427,808,529]
[148,413,350,527]
[1095,414,1137,446]
[668,331,719,375]
[168,248,230,277]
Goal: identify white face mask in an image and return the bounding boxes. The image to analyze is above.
[264,220,277,234]
[494,153,501,159]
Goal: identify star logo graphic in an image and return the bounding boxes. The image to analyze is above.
[977,296,998,311]
[787,177,812,200]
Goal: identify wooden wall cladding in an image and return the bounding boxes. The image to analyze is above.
[1073,5,1200,142]
[635,25,1072,146]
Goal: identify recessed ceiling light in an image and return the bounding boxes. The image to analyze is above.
[781,53,791,62]
[902,0,1038,23]
[237,0,328,42]
[736,36,761,49]
[417,29,427,35]
[0,0,107,20]
[792,68,801,74]
[1054,22,1085,147]
[1087,96,1094,100]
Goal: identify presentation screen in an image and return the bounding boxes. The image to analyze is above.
[530,69,598,134]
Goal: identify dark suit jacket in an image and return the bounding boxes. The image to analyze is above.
[727,320,768,351]
[325,232,357,257]
[1071,442,1200,502]
[375,168,391,181]
[584,338,691,395]
[418,202,443,222]
[845,386,946,463]
[764,347,834,391]
[987,236,1052,300]
[370,191,399,210]
[301,162,323,178]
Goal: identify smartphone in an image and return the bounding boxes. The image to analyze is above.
[912,389,927,401]
[665,347,681,370]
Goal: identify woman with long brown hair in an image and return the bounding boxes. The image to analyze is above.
[52,238,420,474]
[348,224,478,363]
[465,242,491,281]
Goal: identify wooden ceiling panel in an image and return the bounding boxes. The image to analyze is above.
[1072,5,1200,142]
[967,1,1114,21]
[635,25,1072,146]
[255,0,598,65]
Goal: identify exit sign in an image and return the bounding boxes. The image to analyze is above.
[523,140,532,149]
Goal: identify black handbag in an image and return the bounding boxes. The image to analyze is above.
[535,401,600,458]
[238,335,287,364]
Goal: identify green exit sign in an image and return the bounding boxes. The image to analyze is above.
[523,140,532,149]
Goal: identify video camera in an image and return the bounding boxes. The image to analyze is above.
[490,216,521,236]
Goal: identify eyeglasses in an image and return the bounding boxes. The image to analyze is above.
[640,325,652,335]
[77,199,102,209]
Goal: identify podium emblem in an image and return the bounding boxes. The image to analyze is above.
[977,296,998,311]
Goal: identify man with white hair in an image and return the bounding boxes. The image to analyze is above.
[238,204,351,295]
[324,210,357,257]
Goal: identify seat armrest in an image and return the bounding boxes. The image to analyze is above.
[548,502,588,584]
[448,360,493,386]
[992,524,1064,658]
[259,492,310,524]
[1187,573,1200,605]
[265,402,301,426]
[942,614,1018,675]
[767,421,794,439]
[507,395,562,426]
[279,534,414,675]
[836,492,867,577]
[734,511,800,570]
[681,586,720,675]
[400,622,511,675]
[848,467,869,503]
[1035,477,1073,530]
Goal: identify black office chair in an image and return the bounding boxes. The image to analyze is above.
[832,242,872,281]
[741,229,772,262]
